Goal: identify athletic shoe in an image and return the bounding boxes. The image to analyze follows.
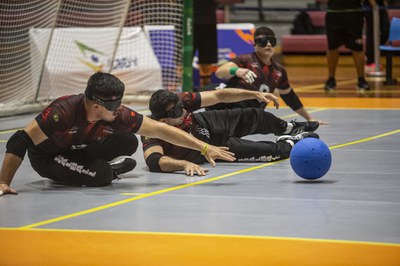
[324,77,336,91]
[288,120,319,135]
[277,132,320,145]
[365,63,382,73]
[357,77,370,90]
[109,156,137,175]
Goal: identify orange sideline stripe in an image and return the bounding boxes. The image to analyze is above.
[1,228,399,266]
[279,97,400,109]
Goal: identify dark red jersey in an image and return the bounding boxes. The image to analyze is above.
[34,94,143,154]
[141,92,205,164]
[227,53,290,94]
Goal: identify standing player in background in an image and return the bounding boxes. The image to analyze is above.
[0,72,235,196]
[193,0,218,88]
[201,26,326,124]
[324,0,375,91]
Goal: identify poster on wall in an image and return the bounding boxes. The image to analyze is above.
[193,23,255,89]
[29,27,163,100]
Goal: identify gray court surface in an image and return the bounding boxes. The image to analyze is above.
[1,106,399,244]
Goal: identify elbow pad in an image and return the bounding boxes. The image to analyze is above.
[6,130,34,159]
[146,152,164,172]
[280,89,303,111]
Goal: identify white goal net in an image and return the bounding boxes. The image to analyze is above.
[0,0,184,116]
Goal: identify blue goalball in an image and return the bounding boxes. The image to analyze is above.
[290,138,332,180]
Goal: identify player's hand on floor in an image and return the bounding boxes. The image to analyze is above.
[183,162,209,176]
[204,145,235,167]
[0,183,18,196]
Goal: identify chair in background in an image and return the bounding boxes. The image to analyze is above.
[380,17,400,85]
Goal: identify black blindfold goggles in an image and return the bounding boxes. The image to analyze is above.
[85,91,122,111]
[254,35,277,47]
[158,100,184,119]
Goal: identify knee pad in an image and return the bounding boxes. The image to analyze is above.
[112,133,138,155]
[6,130,34,159]
[123,133,139,154]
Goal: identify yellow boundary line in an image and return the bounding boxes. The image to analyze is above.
[18,160,283,229]
[0,129,21,134]
[18,128,400,229]
[330,129,400,149]
[1,227,400,247]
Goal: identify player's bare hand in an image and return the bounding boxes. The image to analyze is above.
[0,183,18,196]
[257,92,279,109]
[183,162,209,176]
[236,68,257,83]
[204,145,235,167]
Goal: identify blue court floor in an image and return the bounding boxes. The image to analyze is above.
[1,93,400,265]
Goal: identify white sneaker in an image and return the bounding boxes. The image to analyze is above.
[277,132,319,146]
[109,156,136,175]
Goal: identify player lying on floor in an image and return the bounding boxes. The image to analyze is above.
[0,72,237,196]
[142,89,320,176]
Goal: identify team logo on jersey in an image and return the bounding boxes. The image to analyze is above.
[42,107,52,121]
[52,114,59,122]
[71,144,87,150]
[259,84,270,93]
[251,62,259,69]
[103,126,114,134]
[272,70,282,82]
[67,126,78,134]
[196,127,210,139]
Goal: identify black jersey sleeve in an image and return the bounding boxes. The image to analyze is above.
[35,96,73,137]
[230,54,248,68]
[116,106,144,133]
[141,135,165,152]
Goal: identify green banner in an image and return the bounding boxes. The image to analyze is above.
[182,0,193,92]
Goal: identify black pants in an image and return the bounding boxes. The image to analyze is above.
[193,24,218,64]
[326,12,364,51]
[28,133,138,187]
[194,108,292,162]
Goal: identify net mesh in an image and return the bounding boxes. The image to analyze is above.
[0,0,184,116]
[126,0,183,92]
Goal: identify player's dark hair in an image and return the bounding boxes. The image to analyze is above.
[149,89,179,120]
[85,72,125,100]
[254,26,275,38]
